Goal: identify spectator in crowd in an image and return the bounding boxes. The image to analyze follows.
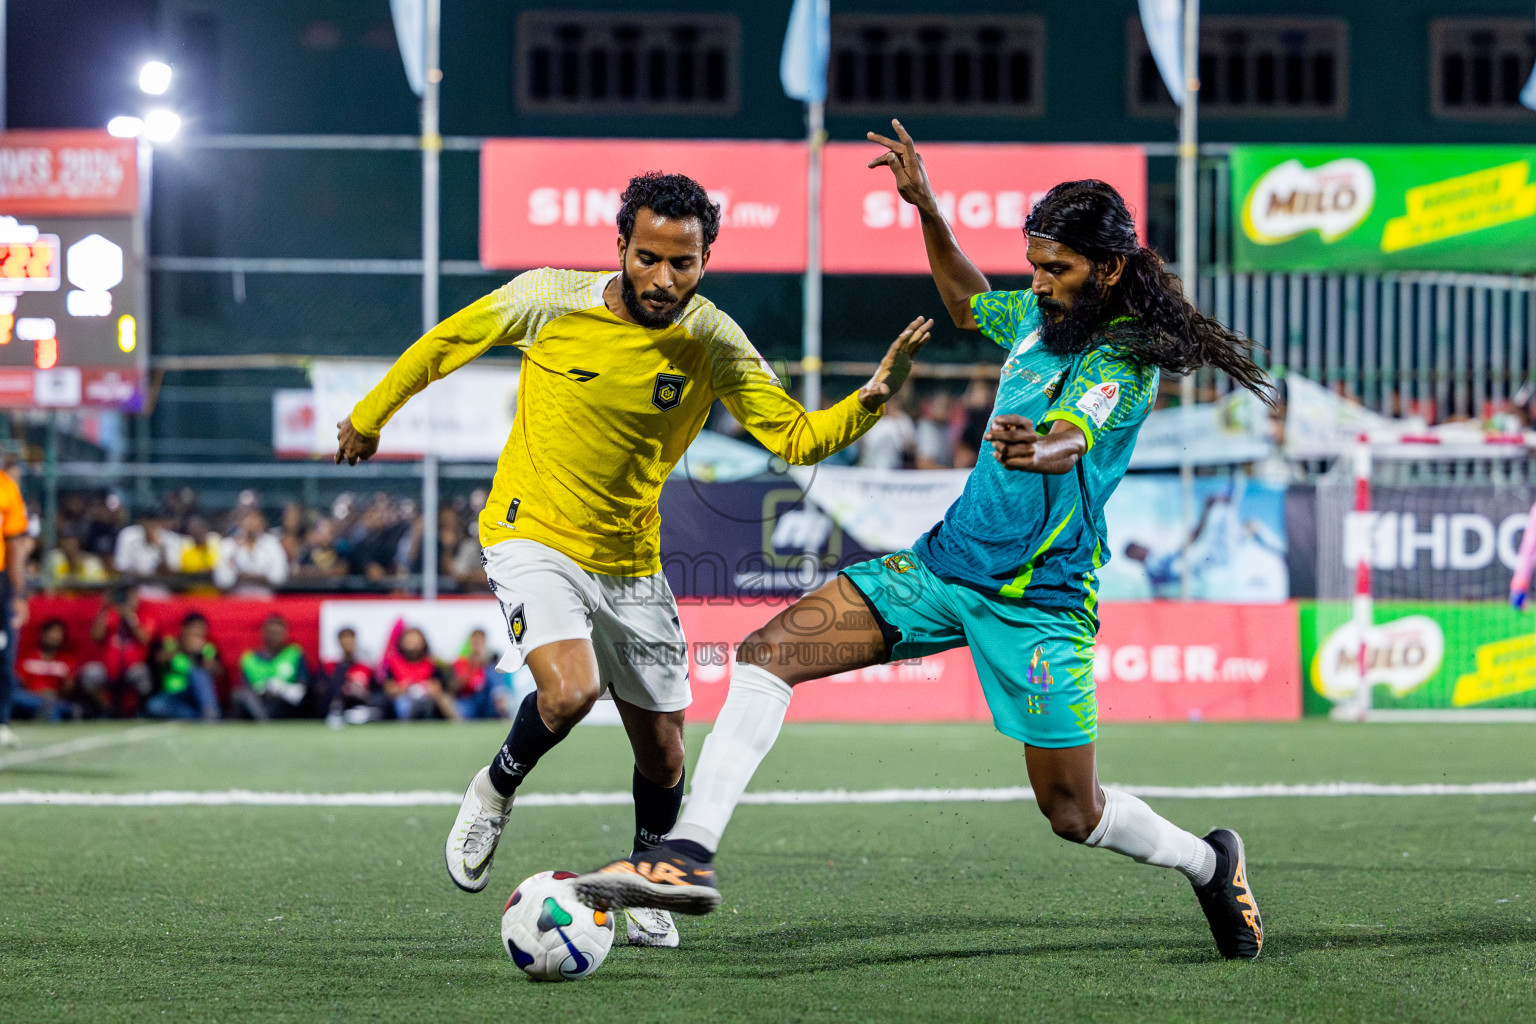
[231,613,311,721]
[448,521,486,591]
[41,527,110,591]
[317,625,383,726]
[162,487,199,530]
[451,628,512,719]
[147,611,221,720]
[294,517,348,578]
[84,494,127,561]
[342,496,410,582]
[380,625,457,720]
[953,378,998,469]
[12,618,78,720]
[113,507,186,579]
[214,509,289,594]
[403,506,486,593]
[856,390,915,470]
[178,516,222,577]
[81,587,157,717]
[914,391,955,469]
[274,500,307,569]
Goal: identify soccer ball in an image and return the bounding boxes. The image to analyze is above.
[500,870,616,982]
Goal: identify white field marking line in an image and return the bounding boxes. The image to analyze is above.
[3,779,1536,807]
[0,724,174,771]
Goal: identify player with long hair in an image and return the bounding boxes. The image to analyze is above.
[336,171,932,949]
[576,124,1276,961]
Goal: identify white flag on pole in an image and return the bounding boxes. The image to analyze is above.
[1138,0,1185,106]
[780,0,830,104]
[391,0,427,97]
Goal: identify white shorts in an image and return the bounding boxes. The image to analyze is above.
[480,539,690,713]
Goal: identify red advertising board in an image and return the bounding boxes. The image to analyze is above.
[1092,602,1301,723]
[678,599,1299,725]
[481,138,808,273]
[821,142,1148,274]
[479,138,1147,276]
[0,131,139,216]
[22,594,1296,725]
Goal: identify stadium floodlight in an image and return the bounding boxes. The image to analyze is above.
[107,115,145,138]
[143,109,181,143]
[139,60,173,95]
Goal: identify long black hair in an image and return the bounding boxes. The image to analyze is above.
[1025,179,1275,405]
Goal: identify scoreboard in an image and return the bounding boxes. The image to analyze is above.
[0,131,145,410]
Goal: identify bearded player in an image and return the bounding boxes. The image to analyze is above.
[335,171,932,949]
[575,125,1275,961]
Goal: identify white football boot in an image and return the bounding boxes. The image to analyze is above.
[624,905,681,948]
[444,767,512,892]
[0,724,18,748]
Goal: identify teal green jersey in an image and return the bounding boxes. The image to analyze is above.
[913,289,1075,597]
[1038,333,1160,610]
[914,297,1157,613]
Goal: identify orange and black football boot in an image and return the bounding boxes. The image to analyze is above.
[572,841,721,916]
[1192,828,1264,960]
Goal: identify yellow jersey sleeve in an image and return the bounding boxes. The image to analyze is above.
[695,305,883,465]
[350,267,599,437]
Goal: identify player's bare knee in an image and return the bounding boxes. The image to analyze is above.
[538,684,600,730]
[1036,792,1096,844]
[735,627,798,680]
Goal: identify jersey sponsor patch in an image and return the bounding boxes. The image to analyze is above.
[1075,381,1121,428]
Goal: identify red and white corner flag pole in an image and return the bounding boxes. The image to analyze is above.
[1349,433,1374,720]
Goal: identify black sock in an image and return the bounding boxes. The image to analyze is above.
[486,693,568,797]
[631,766,685,857]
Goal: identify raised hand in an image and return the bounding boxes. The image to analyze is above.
[335,417,380,466]
[867,119,935,209]
[858,316,934,411]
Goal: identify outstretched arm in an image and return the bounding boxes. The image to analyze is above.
[722,317,933,465]
[867,119,990,331]
[336,280,536,464]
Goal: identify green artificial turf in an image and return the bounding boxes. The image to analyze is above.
[2,720,1534,1024]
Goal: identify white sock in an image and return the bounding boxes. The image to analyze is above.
[669,663,793,853]
[1085,787,1216,885]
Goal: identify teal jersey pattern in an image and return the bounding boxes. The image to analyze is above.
[914,303,1158,615]
[912,290,1076,598]
[1037,328,1160,612]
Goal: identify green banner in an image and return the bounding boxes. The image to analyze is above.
[1230,145,1536,273]
[1299,601,1536,716]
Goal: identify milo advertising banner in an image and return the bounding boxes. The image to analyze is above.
[1232,145,1536,273]
[1300,601,1536,715]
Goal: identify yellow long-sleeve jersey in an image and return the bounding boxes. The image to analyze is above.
[350,268,882,576]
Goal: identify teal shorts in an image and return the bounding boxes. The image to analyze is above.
[840,550,1098,748]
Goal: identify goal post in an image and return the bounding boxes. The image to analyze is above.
[1316,431,1536,722]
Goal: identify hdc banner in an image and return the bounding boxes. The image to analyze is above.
[1315,484,1536,601]
[1231,145,1536,273]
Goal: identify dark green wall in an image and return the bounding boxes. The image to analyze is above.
[138,0,1536,457]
